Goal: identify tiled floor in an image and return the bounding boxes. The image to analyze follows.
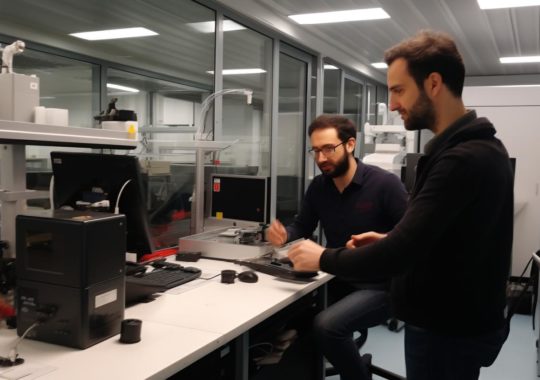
[327,314,537,379]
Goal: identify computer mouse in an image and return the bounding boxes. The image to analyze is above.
[237,270,258,283]
[182,266,201,274]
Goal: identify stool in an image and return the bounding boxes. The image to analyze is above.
[324,327,406,379]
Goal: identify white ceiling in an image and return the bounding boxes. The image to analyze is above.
[1,0,539,87]
[219,0,540,84]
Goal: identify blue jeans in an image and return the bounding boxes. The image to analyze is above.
[313,288,390,380]
[405,324,508,380]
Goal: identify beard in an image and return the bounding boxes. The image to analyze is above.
[319,151,350,178]
[403,90,436,131]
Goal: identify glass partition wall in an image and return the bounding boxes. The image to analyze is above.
[0,0,384,251]
[276,51,308,224]
[221,18,273,177]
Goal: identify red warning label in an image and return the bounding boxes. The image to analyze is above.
[213,178,221,192]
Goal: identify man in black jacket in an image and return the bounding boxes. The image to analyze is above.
[289,30,513,380]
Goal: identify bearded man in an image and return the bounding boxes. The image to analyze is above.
[266,114,407,380]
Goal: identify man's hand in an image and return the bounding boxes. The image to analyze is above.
[346,231,387,249]
[266,219,288,246]
[287,239,324,271]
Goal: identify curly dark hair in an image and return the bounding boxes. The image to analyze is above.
[307,114,357,142]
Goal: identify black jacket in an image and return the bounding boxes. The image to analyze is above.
[321,111,514,336]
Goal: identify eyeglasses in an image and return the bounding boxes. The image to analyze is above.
[308,141,346,157]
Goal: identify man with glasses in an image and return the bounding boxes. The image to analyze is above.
[266,114,407,380]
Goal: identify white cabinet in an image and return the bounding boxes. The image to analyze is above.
[154,95,196,126]
[463,86,540,276]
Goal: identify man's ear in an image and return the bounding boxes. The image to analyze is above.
[346,138,356,154]
[424,72,443,97]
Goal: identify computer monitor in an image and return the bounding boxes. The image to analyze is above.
[210,174,270,224]
[402,153,423,193]
[51,151,154,260]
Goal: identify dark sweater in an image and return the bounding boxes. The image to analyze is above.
[286,160,407,249]
[321,111,514,336]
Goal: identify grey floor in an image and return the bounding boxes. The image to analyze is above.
[327,314,537,380]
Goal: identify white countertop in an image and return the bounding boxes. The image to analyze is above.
[0,258,331,380]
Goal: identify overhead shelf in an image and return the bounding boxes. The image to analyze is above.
[148,139,239,151]
[0,119,138,149]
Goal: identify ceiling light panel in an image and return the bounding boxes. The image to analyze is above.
[371,62,388,69]
[289,8,390,25]
[187,20,246,33]
[206,68,267,75]
[70,27,158,41]
[107,83,140,93]
[500,56,540,63]
[478,0,540,9]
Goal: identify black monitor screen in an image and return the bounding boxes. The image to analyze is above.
[51,152,154,260]
[210,174,270,224]
[402,153,423,193]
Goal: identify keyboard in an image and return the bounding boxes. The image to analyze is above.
[240,257,318,282]
[125,267,202,304]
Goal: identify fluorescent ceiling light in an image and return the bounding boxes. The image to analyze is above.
[478,0,540,9]
[107,83,140,93]
[187,20,246,33]
[491,84,540,87]
[371,62,388,69]
[70,27,157,41]
[500,55,540,63]
[207,68,266,75]
[324,64,339,70]
[289,8,390,25]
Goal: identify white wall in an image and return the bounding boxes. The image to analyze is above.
[463,86,540,276]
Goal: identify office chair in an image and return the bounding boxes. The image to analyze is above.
[324,325,406,380]
[324,329,368,377]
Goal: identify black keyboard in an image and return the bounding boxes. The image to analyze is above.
[125,267,202,304]
[240,257,318,282]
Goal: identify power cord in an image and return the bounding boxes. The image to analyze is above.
[48,175,54,210]
[115,179,132,214]
[0,322,38,367]
[0,305,57,367]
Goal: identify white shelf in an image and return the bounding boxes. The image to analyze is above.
[0,119,138,257]
[0,119,138,149]
[150,139,238,152]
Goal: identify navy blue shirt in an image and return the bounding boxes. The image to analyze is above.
[286,160,407,248]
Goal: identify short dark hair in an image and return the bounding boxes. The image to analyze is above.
[308,114,357,142]
[384,30,465,97]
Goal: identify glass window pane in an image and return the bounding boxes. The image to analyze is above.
[311,56,318,121]
[105,68,212,248]
[365,84,377,125]
[9,47,99,209]
[276,53,307,224]
[343,78,363,130]
[9,48,99,130]
[0,0,216,88]
[323,64,340,114]
[221,19,273,177]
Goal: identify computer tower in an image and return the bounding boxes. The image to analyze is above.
[16,210,126,349]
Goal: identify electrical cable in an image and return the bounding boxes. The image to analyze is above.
[49,175,54,210]
[115,179,132,214]
[0,321,39,367]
